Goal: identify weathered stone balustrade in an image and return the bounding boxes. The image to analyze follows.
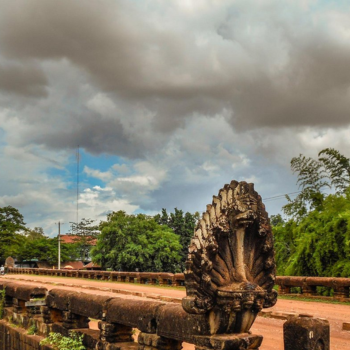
[276,276,350,300]
[0,280,262,350]
[9,268,186,286]
[8,268,350,301]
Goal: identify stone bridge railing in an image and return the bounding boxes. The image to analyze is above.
[276,276,350,301]
[8,268,350,301]
[9,268,185,286]
[0,280,263,350]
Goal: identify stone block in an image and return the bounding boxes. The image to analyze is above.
[138,333,182,350]
[157,303,211,343]
[46,289,76,311]
[62,311,89,330]
[0,282,18,298]
[194,333,263,350]
[70,292,112,319]
[15,285,47,301]
[284,315,329,350]
[342,322,350,331]
[98,321,133,343]
[106,298,164,333]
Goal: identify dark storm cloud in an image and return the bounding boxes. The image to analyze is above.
[0,0,350,151]
[33,112,141,158]
[0,0,162,95]
[227,35,350,130]
[0,62,48,97]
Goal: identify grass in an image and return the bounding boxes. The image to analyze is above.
[278,294,350,305]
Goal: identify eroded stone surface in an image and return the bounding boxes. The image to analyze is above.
[284,315,330,350]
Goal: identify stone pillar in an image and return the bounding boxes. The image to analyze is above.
[99,321,133,343]
[41,306,51,324]
[41,306,63,324]
[138,332,182,350]
[333,286,349,300]
[278,285,291,295]
[62,310,89,330]
[301,284,317,297]
[26,304,41,317]
[39,306,64,336]
[284,315,330,350]
[4,295,13,308]
[12,298,25,314]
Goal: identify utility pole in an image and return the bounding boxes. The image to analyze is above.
[58,221,61,270]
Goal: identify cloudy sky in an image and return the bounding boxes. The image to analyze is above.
[1,0,350,235]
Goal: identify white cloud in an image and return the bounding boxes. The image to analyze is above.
[84,166,113,182]
[86,93,118,117]
[79,186,138,219]
[112,163,130,174]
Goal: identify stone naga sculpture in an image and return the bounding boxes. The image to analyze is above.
[182,180,277,334]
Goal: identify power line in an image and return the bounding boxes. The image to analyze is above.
[263,191,301,202]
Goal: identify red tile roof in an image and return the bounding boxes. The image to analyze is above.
[82,261,101,270]
[60,235,97,245]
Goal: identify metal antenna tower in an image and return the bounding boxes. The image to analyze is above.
[76,145,80,226]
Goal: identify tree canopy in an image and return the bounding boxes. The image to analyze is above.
[0,206,82,265]
[70,218,99,262]
[16,236,80,265]
[0,206,27,260]
[91,211,182,272]
[282,148,350,220]
[274,190,350,277]
[154,208,199,270]
[274,148,350,277]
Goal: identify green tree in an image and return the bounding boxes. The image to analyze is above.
[26,227,46,241]
[154,208,199,271]
[154,208,169,226]
[270,214,285,227]
[91,211,182,272]
[0,206,27,260]
[70,218,99,262]
[283,155,329,220]
[283,149,350,220]
[274,148,350,277]
[318,148,350,193]
[274,190,350,277]
[17,236,80,266]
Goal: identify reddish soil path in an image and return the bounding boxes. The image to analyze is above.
[2,274,350,350]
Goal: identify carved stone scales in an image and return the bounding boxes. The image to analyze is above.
[182,180,277,334]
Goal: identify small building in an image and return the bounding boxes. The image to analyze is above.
[82,261,102,270]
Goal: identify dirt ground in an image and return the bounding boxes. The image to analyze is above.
[2,274,350,350]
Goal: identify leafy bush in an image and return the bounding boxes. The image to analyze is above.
[0,288,5,319]
[40,331,85,350]
[27,321,37,335]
